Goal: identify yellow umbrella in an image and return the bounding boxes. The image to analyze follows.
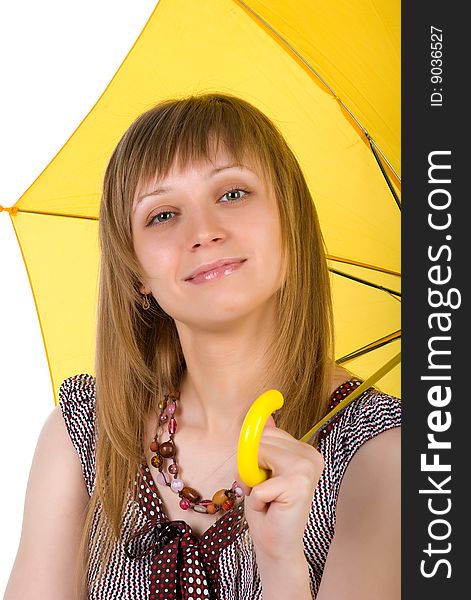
[1,0,400,403]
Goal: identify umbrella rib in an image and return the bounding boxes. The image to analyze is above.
[8,215,58,405]
[11,208,98,220]
[236,1,338,94]
[366,135,401,210]
[336,331,401,364]
[327,255,400,277]
[234,0,401,185]
[300,351,401,444]
[330,268,401,298]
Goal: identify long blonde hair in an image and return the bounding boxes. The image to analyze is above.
[75,92,335,595]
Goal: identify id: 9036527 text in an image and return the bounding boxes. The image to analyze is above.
[430,26,443,108]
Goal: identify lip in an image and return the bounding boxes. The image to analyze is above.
[184,258,247,281]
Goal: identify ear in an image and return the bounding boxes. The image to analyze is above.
[139,283,150,295]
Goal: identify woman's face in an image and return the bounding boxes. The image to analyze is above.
[131,146,285,329]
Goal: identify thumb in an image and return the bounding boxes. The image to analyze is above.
[263,414,277,430]
[234,472,252,497]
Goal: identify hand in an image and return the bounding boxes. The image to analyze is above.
[235,416,325,562]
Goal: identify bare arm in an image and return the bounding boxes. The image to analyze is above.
[4,405,90,600]
[316,426,401,600]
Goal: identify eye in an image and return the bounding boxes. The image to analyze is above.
[220,188,250,203]
[146,210,176,226]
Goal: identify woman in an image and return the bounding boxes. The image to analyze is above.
[5,93,401,600]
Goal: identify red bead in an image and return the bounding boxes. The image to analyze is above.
[223,498,235,511]
[150,440,159,452]
[168,418,177,434]
[168,463,178,475]
[179,498,190,510]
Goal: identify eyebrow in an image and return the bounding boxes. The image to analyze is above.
[133,163,254,211]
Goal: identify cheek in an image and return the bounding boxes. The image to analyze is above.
[257,209,283,260]
[245,212,284,287]
[133,234,175,280]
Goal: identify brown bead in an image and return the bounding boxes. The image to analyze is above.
[212,489,229,507]
[181,486,201,503]
[151,455,162,468]
[206,503,218,514]
[158,399,167,410]
[159,441,175,457]
[150,440,159,453]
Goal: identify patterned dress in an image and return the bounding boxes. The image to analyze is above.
[59,373,401,599]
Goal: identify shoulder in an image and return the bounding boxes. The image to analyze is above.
[342,386,401,447]
[57,373,97,496]
[318,384,401,495]
[58,372,96,405]
[58,372,96,428]
[324,383,401,447]
[336,388,401,507]
[337,425,400,501]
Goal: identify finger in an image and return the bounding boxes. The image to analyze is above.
[234,435,294,495]
[260,417,297,441]
[261,425,294,440]
[257,438,325,480]
[244,475,292,512]
[263,414,277,430]
[234,471,252,497]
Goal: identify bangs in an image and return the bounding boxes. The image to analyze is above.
[122,94,277,206]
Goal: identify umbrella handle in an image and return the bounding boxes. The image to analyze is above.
[237,389,284,488]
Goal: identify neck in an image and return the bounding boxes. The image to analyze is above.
[174,302,279,437]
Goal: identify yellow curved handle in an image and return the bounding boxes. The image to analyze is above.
[237,389,284,488]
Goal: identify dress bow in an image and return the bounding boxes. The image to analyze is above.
[125,518,213,599]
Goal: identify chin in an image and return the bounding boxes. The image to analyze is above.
[203,294,275,324]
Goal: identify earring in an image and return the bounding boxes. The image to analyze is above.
[142,294,150,310]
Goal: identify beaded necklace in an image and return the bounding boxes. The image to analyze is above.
[149,391,245,515]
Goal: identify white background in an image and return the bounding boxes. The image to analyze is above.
[0,1,157,592]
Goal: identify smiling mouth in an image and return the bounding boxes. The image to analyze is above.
[186,260,247,284]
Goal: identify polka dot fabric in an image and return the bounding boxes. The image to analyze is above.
[59,374,401,598]
[318,379,363,437]
[124,466,247,599]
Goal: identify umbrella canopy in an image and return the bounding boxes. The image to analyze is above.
[3,0,400,403]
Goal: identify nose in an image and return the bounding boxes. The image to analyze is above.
[187,206,226,250]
